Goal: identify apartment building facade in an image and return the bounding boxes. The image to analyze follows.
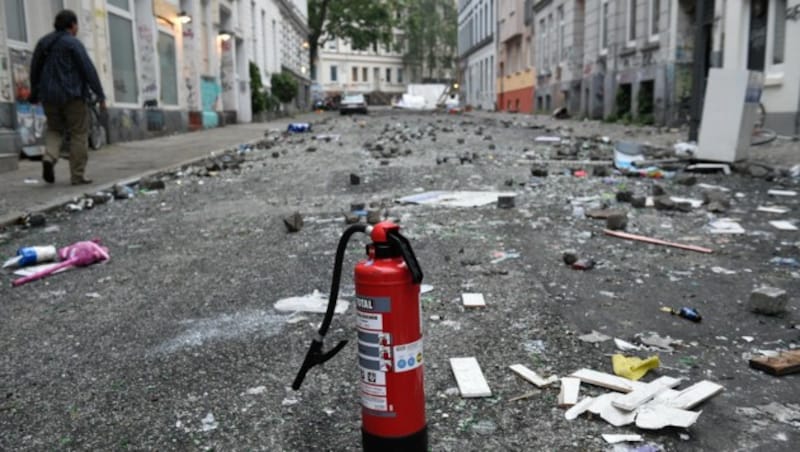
[496,0,535,113]
[457,0,496,110]
[0,0,308,154]
[316,33,407,104]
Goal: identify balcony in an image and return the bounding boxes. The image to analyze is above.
[498,9,525,43]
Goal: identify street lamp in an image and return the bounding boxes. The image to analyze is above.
[218,30,232,41]
[302,41,310,49]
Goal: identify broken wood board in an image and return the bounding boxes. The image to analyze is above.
[757,205,790,214]
[612,376,682,411]
[449,357,492,398]
[461,293,486,308]
[565,396,595,420]
[768,189,798,197]
[769,220,798,231]
[570,368,643,393]
[509,364,558,388]
[603,229,713,254]
[588,393,637,427]
[658,380,724,410]
[749,350,800,376]
[635,405,700,429]
[558,377,581,407]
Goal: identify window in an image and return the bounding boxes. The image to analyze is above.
[352,67,358,82]
[601,1,609,52]
[330,65,338,82]
[4,0,27,42]
[108,0,129,8]
[50,0,64,14]
[158,31,178,105]
[540,18,547,68]
[558,6,565,60]
[773,0,786,64]
[549,14,555,66]
[386,68,391,83]
[108,7,138,104]
[650,0,660,37]
[398,68,404,83]
[628,0,637,43]
[362,67,368,82]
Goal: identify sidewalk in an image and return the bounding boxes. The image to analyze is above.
[0,114,317,226]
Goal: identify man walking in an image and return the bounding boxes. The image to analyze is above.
[29,10,106,185]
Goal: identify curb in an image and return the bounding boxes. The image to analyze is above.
[0,139,263,229]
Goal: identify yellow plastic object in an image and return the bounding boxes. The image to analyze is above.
[612,354,661,381]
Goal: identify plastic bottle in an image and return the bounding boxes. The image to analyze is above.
[2,245,57,269]
[676,307,702,323]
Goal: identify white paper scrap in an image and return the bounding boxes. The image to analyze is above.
[708,219,745,234]
[757,206,790,214]
[768,189,798,197]
[670,197,703,208]
[769,220,798,231]
[602,434,644,444]
[462,293,486,308]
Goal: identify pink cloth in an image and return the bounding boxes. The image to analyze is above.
[12,239,109,287]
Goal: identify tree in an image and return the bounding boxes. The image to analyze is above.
[271,72,298,104]
[401,0,457,83]
[308,0,399,77]
[250,61,267,114]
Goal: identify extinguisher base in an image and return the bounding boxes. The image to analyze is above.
[362,425,428,452]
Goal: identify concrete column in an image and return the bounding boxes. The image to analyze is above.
[722,0,749,70]
[135,0,159,104]
[181,0,202,112]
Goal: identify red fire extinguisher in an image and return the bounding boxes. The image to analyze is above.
[292,221,427,451]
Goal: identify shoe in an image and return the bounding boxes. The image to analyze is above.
[42,161,54,183]
[71,177,93,185]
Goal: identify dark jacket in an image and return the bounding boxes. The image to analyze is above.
[29,31,106,105]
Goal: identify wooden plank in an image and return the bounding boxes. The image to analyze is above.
[558,377,581,407]
[449,357,492,398]
[635,405,700,429]
[509,364,558,388]
[663,380,724,409]
[570,368,643,393]
[603,229,713,254]
[461,293,486,308]
[611,376,682,411]
[749,350,800,376]
[602,434,644,444]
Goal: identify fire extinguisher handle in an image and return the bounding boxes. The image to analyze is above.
[291,338,349,390]
[388,231,424,284]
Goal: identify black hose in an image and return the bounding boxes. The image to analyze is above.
[318,224,368,338]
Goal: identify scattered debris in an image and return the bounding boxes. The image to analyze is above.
[283,212,304,233]
[604,230,713,254]
[578,330,612,343]
[200,412,218,432]
[565,396,596,420]
[707,219,745,234]
[711,266,737,275]
[12,240,110,287]
[748,287,788,316]
[461,293,486,308]
[661,306,702,323]
[349,173,361,185]
[497,194,516,209]
[274,290,349,314]
[449,357,492,398]
[558,377,581,407]
[398,191,516,208]
[612,355,661,381]
[534,136,561,143]
[509,364,559,387]
[140,178,166,191]
[686,163,731,175]
[638,332,681,352]
[489,250,520,264]
[769,220,798,231]
[602,434,644,444]
[612,376,681,411]
[768,189,797,197]
[749,350,800,377]
[769,257,800,268]
[635,405,700,429]
[3,245,57,269]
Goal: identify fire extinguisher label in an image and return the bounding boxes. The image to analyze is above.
[356,311,383,331]
[360,381,387,397]
[361,393,389,412]
[360,367,387,386]
[392,338,424,373]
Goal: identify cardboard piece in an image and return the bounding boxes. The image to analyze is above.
[570,368,640,393]
[450,357,492,397]
[588,393,637,427]
[661,380,724,409]
[635,405,701,429]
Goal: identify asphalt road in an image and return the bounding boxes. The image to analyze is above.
[1,111,799,451]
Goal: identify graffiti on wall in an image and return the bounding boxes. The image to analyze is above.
[137,24,159,102]
[9,48,47,146]
[220,40,235,94]
[182,22,198,109]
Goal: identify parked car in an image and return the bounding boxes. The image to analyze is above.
[339,94,368,115]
